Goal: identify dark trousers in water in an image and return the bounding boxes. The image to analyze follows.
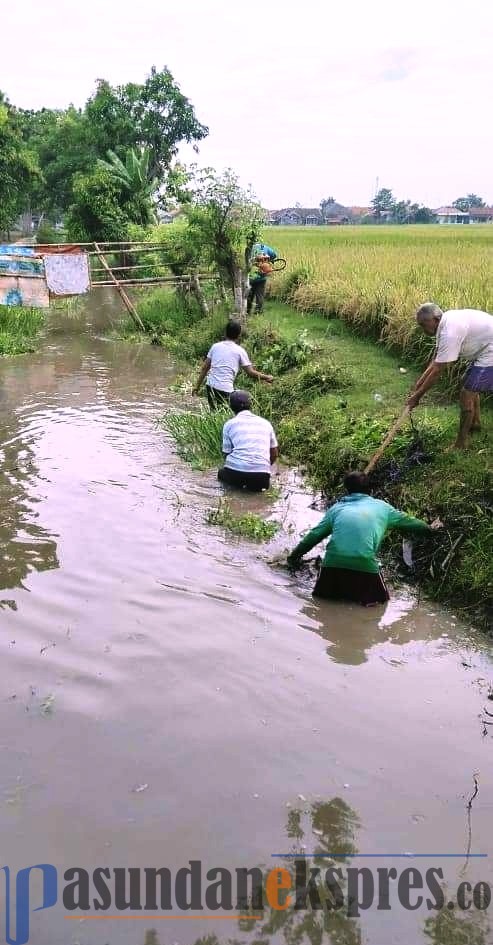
[247,279,266,314]
[206,386,230,411]
[313,566,390,606]
[218,466,270,492]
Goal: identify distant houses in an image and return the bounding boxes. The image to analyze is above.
[157,208,183,224]
[435,206,470,225]
[268,203,352,226]
[469,206,493,223]
[266,202,493,226]
[434,205,493,224]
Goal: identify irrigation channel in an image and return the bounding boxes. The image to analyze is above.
[0,291,491,945]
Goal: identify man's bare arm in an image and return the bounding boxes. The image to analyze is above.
[192,357,211,395]
[407,361,449,407]
[243,364,273,384]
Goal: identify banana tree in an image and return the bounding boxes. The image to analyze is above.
[99,147,159,226]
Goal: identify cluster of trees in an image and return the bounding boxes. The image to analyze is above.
[0,67,264,315]
[0,67,208,240]
[0,93,39,235]
[148,168,264,316]
[452,194,486,212]
[370,189,489,223]
[370,188,435,223]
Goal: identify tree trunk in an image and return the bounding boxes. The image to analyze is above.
[218,280,228,302]
[232,263,247,322]
[191,274,209,315]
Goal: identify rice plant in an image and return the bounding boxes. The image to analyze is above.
[267,224,493,363]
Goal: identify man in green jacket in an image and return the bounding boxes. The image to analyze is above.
[287,471,438,606]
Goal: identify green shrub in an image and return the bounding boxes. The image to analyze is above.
[35,220,59,244]
[278,404,448,491]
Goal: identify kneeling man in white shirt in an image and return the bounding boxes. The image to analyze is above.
[219,390,278,492]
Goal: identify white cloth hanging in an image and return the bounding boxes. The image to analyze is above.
[43,253,90,296]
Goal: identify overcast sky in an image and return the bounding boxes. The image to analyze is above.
[4,0,492,208]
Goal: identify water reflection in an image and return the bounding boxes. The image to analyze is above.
[236,796,362,945]
[301,594,452,666]
[423,893,490,944]
[0,291,174,598]
[133,803,489,945]
[0,415,58,591]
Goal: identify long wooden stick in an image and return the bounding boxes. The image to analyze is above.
[364,406,411,474]
[94,243,145,331]
[92,276,219,288]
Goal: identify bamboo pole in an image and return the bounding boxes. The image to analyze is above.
[364,406,411,475]
[15,240,170,251]
[93,242,146,332]
[0,273,45,280]
[91,263,170,274]
[91,269,217,279]
[88,246,173,256]
[92,275,219,287]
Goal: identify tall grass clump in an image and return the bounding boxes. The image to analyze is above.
[267,225,493,364]
[0,307,45,355]
[159,405,229,470]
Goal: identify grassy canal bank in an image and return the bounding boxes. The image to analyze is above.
[0,306,45,355]
[129,291,493,629]
[128,288,492,630]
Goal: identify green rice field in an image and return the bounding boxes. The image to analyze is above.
[266,224,493,363]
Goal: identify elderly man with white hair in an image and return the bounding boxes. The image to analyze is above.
[407,303,493,449]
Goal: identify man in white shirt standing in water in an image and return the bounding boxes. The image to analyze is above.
[192,320,273,410]
[408,303,493,449]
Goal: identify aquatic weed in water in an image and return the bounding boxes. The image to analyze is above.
[206,502,280,542]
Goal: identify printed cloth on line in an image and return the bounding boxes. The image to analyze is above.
[43,253,90,296]
[0,255,44,276]
[0,245,35,256]
[0,276,50,308]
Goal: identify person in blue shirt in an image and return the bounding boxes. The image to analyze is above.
[247,244,278,315]
[251,243,277,262]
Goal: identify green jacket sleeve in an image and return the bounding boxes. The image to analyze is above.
[387,507,433,534]
[289,510,334,560]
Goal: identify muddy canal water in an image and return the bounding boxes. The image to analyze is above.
[0,294,491,945]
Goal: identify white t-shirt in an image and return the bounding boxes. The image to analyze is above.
[222,411,278,474]
[206,340,251,393]
[435,309,493,368]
